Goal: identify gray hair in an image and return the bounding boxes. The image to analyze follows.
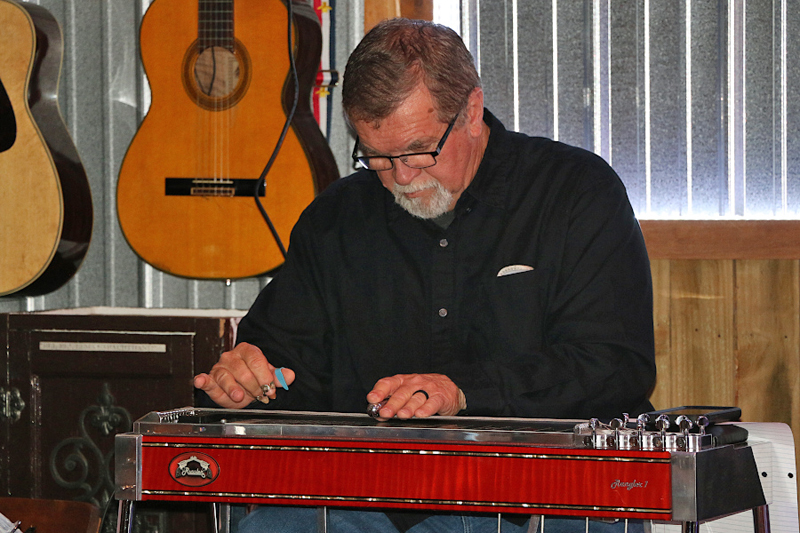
[342,18,480,127]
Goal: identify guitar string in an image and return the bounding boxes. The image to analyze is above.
[220,1,228,192]
[195,0,291,261]
[214,1,221,190]
[202,1,221,190]
[218,2,230,204]
[216,2,222,190]
[198,1,209,192]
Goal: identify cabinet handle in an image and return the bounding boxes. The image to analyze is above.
[1,387,25,423]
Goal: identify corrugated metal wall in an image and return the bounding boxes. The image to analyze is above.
[2,0,797,312]
[0,0,362,313]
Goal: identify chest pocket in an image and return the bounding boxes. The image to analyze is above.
[469,268,546,358]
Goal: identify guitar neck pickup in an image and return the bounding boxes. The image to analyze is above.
[165,178,265,197]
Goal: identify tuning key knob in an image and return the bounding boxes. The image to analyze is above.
[589,418,600,448]
[675,415,693,451]
[609,418,624,449]
[655,414,670,450]
[697,415,710,435]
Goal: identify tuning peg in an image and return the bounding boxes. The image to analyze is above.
[696,415,710,435]
[609,418,624,449]
[676,415,693,433]
[676,415,694,451]
[635,414,649,449]
[656,414,670,450]
[586,418,601,448]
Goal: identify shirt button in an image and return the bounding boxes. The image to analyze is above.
[438,308,448,317]
[439,238,449,248]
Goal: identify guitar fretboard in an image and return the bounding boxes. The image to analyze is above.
[198,0,233,49]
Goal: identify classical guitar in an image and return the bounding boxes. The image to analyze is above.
[0,0,93,297]
[117,0,339,280]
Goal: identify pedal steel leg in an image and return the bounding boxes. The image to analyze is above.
[219,503,231,533]
[753,504,771,533]
[680,522,699,533]
[116,500,134,533]
[316,505,328,533]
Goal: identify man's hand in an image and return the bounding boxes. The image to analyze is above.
[366,373,466,420]
[193,342,295,408]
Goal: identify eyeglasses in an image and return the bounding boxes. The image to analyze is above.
[351,113,459,171]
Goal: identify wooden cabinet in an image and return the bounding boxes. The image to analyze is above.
[0,308,243,532]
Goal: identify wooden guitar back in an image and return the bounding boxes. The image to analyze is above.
[0,0,63,296]
[0,0,93,297]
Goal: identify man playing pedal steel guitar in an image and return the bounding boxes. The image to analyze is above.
[194,18,656,533]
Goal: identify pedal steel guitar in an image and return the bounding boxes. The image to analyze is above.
[114,407,772,533]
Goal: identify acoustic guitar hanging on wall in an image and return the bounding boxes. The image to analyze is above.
[0,0,93,298]
[117,0,339,280]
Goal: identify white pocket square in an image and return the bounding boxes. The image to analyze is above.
[497,264,534,277]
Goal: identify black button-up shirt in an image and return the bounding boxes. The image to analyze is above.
[236,109,655,420]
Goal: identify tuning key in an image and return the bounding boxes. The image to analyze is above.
[697,415,710,435]
[676,415,693,451]
[636,413,649,449]
[589,418,600,448]
[609,418,624,449]
[655,414,670,450]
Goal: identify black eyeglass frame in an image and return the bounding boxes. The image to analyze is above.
[351,113,460,171]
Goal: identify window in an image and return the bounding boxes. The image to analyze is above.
[447,1,799,219]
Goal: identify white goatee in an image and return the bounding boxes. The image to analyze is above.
[392,179,454,219]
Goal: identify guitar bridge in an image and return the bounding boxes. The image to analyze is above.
[164,178,265,197]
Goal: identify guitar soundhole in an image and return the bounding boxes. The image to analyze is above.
[0,78,16,153]
[194,46,240,98]
[182,39,251,111]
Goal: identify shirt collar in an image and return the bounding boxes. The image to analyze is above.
[456,109,510,212]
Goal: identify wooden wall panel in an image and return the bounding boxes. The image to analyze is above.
[400,0,433,20]
[650,259,672,409]
[641,220,800,260]
[735,260,800,426]
[650,259,800,422]
[649,259,800,503]
[364,0,400,31]
[667,260,737,406]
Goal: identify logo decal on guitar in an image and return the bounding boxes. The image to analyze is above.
[169,452,220,487]
[610,479,649,491]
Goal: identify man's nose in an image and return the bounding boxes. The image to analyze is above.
[392,160,421,186]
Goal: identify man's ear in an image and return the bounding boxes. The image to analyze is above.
[465,87,485,137]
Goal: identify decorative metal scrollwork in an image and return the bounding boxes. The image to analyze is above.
[0,387,25,422]
[49,383,132,509]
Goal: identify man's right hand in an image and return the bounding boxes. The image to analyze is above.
[193,342,295,409]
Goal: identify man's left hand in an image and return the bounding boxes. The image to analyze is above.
[367,373,466,419]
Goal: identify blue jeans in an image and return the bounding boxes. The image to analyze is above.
[233,505,645,533]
